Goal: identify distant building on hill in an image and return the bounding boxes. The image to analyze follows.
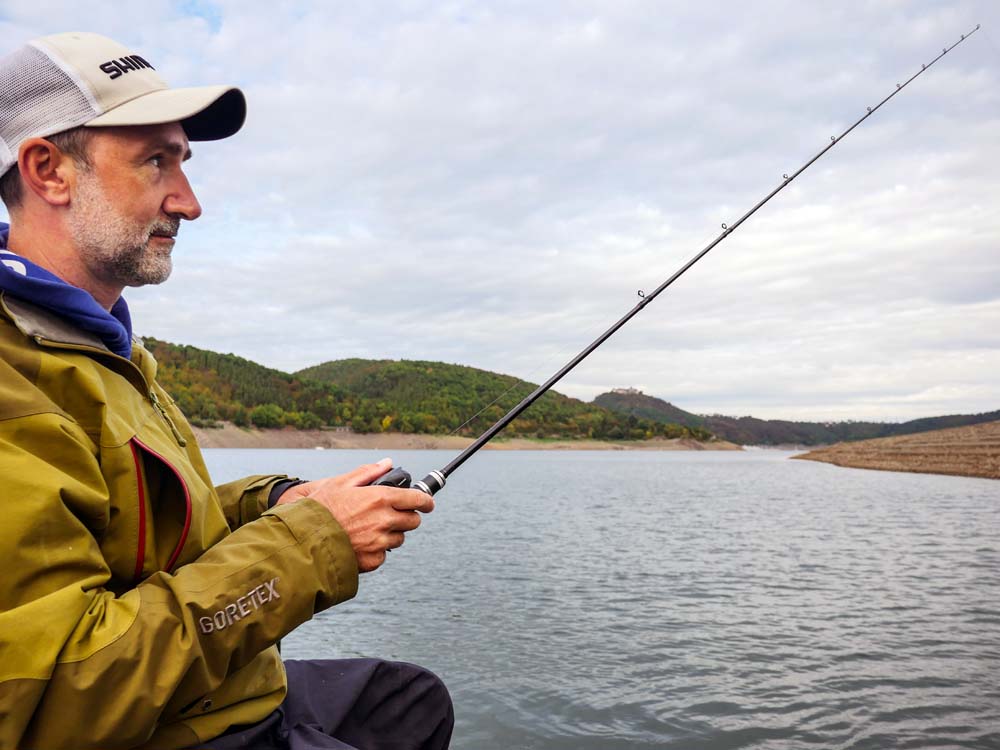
[611,387,643,395]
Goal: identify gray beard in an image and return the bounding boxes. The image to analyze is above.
[68,172,179,288]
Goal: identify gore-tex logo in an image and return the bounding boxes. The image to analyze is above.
[99,55,155,80]
[199,577,281,634]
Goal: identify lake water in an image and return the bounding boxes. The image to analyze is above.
[203,449,1000,749]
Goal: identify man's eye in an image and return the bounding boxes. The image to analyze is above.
[149,155,163,167]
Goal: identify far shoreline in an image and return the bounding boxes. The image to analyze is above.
[793,420,1000,480]
[190,423,743,452]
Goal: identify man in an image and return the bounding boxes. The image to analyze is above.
[0,32,453,750]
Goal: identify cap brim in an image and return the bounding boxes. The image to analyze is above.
[85,85,246,141]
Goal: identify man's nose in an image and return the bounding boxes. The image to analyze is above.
[164,172,203,221]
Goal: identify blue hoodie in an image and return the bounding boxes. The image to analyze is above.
[0,222,133,359]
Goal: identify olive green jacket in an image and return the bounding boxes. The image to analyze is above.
[0,293,360,750]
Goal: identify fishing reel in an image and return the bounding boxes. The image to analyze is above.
[373,467,446,496]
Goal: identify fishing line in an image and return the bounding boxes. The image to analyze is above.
[377,24,981,496]
[447,376,526,437]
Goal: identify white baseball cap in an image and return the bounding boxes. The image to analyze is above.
[0,31,246,176]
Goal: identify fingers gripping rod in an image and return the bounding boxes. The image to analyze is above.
[376,25,981,496]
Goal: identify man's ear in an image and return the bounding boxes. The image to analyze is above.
[17,138,78,207]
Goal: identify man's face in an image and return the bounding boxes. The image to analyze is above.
[66,122,202,288]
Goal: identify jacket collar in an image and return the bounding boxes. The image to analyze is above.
[2,291,156,391]
[1,291,110,352]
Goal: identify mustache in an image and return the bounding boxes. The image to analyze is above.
[149,217,181,238]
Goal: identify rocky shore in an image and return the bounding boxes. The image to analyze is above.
[792,420,1000,480]
[190,423,742,452]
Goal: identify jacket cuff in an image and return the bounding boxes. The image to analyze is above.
[219,475,298,527]
[262,499,359,609]
[267,478,308,508]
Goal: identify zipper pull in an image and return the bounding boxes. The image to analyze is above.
[149,390,188,447]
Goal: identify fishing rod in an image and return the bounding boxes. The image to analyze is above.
[377,25,981,496]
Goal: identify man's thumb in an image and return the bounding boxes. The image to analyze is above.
[344,457,393,486]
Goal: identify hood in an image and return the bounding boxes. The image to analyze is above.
[0,222,133,358]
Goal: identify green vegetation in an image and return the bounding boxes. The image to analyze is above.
[147,339,351,430]
[595,389,1000,446]
[594,390,705,429]
[147,339,710,441]
[299,358,714,440]
[149,340,994,446]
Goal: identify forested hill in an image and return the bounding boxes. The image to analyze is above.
[594,389,1000,446]
[594,390,703,429]
[146,339,712,440]
[296,358,711,439]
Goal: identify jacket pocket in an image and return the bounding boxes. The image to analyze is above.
[129,437,193,579]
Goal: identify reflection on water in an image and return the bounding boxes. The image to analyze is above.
[204,449,1000,749]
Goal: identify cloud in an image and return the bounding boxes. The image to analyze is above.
[2,0,997,421]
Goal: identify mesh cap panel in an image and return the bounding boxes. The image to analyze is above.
[0,44,98,176]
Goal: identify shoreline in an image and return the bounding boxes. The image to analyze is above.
[190,423,743,452]
[793,420,1000,480]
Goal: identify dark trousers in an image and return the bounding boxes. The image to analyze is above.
[202,659,453,750]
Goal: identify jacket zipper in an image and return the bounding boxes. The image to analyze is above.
[149,388,188,446]
[132,437,193,573]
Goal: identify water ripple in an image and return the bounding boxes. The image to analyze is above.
[206,449,1000,749]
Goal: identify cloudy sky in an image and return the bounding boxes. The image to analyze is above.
[2,1,998,421]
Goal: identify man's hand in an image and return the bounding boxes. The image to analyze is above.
[276,459,434,573]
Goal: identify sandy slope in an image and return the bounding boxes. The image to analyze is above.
[792,420,1000,480]
[189,423,742,452]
